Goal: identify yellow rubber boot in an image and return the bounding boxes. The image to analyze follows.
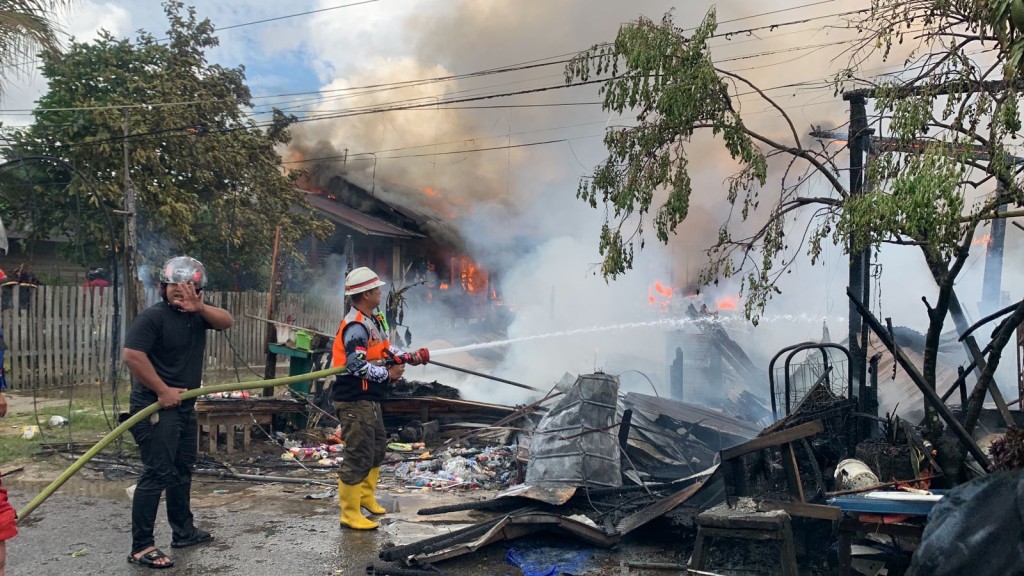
[338,481,378,530]
[360,467,386,515]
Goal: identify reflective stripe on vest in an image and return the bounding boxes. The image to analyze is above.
[331,308,391,391]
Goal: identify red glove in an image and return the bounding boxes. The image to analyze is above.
[408,348,430,366]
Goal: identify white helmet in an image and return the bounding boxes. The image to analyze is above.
[344,267,385,296]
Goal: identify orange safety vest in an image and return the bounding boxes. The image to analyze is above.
[332,307,391,391]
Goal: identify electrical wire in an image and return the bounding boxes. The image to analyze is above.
[0,4,883,118]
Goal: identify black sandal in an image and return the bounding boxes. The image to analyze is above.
[171,529,214,549]
[127,548,174,569]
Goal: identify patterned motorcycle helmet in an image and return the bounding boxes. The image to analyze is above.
[159,256,207,289]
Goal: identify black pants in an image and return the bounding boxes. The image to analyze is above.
[130,406,199,554]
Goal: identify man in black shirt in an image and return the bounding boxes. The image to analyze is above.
[123,256,233,569]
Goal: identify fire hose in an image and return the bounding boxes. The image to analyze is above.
[248,314,544,393]
[16,346,543,521]
[15,366,347,523]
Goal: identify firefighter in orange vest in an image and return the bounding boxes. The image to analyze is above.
[331,267,427,530]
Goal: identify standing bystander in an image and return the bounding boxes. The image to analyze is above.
[122,256,233,569]
[0,381,16,576]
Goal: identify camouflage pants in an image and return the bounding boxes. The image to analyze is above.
[333,400,386,485]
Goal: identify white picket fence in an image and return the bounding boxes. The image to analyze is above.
[0,285,343,390]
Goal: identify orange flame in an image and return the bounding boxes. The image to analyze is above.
[716,295,739,310]
[648,281,673,312]
[455,255,488,294]
[423,187,439,197]
[972,234,991,247]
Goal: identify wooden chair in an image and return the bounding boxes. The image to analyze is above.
[720,419,841,521]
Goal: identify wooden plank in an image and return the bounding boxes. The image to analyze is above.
[64,287,70,384]
[848,290,991,469]
[10,288,20,389]
[698,526,784,541]
[721,420,824,461]
[56,287,65,385]
[48,287,55,385]
[780,442,805,503]
[34,287,42,386]
[77,287,87,384]
[757,500,842,521]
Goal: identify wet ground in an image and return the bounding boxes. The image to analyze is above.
[3,466,698,576]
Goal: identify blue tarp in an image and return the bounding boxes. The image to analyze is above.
[505,545,593,576]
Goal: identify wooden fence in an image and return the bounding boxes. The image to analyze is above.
[0,285,345,391]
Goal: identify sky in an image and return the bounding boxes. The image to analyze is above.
[2,0,1020,406]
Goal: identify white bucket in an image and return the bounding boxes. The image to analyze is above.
[835,458,879,491]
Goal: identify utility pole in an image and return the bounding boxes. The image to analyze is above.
[843,94,872,437]
[263,226,281,395]
[122,109,140,324]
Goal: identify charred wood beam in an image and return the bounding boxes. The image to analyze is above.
[941,361,977,404]
[958,300,1022,343]
[721,421,824,461]
[846,289,990,470]
[618,409,633,450]
[963,297,1024,434]
[364,563,450,576]
[946,293,1014,427]
[686,304,760,382]
[417,498,531,516]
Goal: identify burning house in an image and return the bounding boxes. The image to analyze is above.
[662,292,760,406]
[295,169,508,329]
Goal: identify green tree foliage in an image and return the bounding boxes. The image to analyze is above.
[568,4,1024,443]
[565,9,844,323]
[0,1,73,94]
[5,1,331,288]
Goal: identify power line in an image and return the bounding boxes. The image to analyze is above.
[0,4,922,154]
[215,0,379,31]
[716,0,840,26]
[0,4,877,114]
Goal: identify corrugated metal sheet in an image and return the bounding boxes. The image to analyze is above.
[624,392,762,439]
[306,194,424,239]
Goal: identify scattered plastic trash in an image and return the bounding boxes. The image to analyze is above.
[391,445,517,490]
[213,489,229,494]
[126,484,137,499]
[71,547,89,558]
[48,415,68,428]
[280,441,345,466]
[387,442,425,452]
[20,425,39,439]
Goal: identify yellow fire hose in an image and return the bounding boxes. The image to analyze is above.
[16,366,346,523]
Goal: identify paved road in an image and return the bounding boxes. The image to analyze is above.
[4,476,656,576]
[4,471,671,573]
